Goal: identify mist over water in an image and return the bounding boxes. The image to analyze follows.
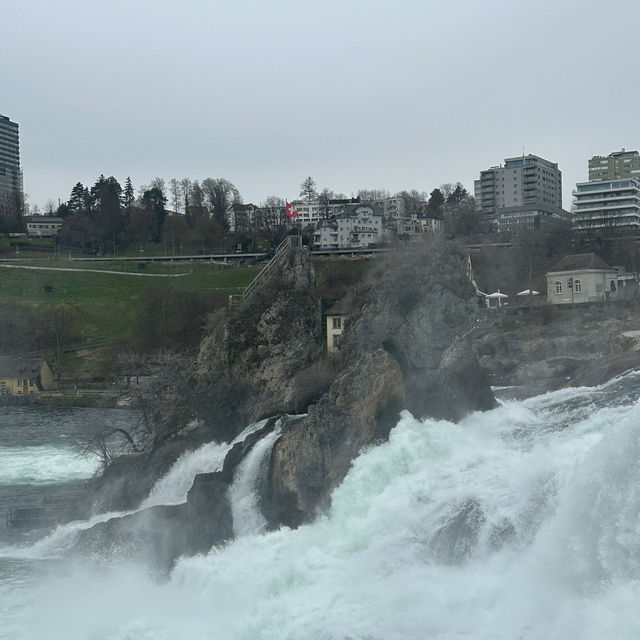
[2,378,640,639]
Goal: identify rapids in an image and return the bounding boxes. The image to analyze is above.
[2,374,640,639]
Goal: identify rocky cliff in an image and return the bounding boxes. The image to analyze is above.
[192,247,324,439]
[264,240,496,527]
[82,238,496,565]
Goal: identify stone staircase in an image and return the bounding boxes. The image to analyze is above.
[229,235,302,307]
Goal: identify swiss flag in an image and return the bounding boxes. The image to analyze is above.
[286,201,298,218]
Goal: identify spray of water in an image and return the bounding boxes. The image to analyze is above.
[4,382,640,639]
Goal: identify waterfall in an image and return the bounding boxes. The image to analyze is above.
[229,424,282,537]
[2,418,271,559]
[4,377,640,639]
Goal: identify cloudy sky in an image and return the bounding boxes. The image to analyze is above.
[3,0,639,210]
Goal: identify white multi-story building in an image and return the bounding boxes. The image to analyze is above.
[572,178,640,232]
[290,198,359,226]
[313,204,384,249]
[26,216,64,237]
[474,154,563,230]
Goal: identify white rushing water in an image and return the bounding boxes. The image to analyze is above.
[3,378,640,639]
[0,445,100,486]
[229,424,282,537]
[1,419,271,560]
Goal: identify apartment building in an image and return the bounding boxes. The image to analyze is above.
[589,149,640,181]
[313,203,384,249]
[474,154,563,231]
[0,114,22,202]
[572,178,640,232]
[290,198,360,226]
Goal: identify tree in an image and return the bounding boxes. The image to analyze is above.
[256,196,288,247]
[150,177,166,197]
[397,190,427,216]
[426,188,445,218]
[445,183,469,206]
[299,176,317,203]
[445,197,486,238]
[127,206,156,249]
[317,188,334,219]
[122,177,135,209]
[141,187,167,243]
[163,214,189,254]
[68,183,86,213]
[180,178,192,213]
[201,177,241,232]
[357,188,390,202]
[169,178,181,214]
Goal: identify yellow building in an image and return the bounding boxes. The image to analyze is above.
[0,356,55,396]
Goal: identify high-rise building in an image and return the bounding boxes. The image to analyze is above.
[0,114,23,204]
[474,154,566,232]
[588,149,640,182]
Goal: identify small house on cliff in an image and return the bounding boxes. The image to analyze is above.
[546,253,637,305]
[0,356,55,397]
[325,298,350,352]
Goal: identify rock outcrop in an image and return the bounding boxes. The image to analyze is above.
[471,301,640,395]
[265,349,404,527]
[75,417,283,570]
[193,247,324,439]
[265,240,496,527]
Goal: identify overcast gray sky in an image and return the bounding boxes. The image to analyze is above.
[3,0,639,210]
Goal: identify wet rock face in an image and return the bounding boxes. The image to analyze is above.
[194,248,323,439]
[471,303,640,393]
[263,242,496,529]
[343,241,496,421]
[265,349,405,528]
[74,418,282,571]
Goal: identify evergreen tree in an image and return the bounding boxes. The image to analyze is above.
[142,187,167,242]
[426,188,445,218]
[299,176,317,203]
[68,182,86,212]
[122,177,135,209]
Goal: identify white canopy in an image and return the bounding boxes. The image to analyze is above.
[516,289,540,296]
[486,291,508,299]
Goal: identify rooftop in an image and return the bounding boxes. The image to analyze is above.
[549,253,611,272]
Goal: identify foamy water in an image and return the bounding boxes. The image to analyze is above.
[0,445,100,485]
[2,382,640,639]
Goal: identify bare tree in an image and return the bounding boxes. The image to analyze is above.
[150,177,166,197]
[169,178,181,214]
[317,188,334,219]
[357,188,390,202]
[256,196,288,247]
[201,177,242,231]
[180,178,192,213]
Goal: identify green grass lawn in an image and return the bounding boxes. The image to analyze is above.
[0,260,259,343]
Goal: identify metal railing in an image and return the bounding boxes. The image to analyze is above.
[229,235,301,307]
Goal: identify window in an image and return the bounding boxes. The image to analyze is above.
[332,335,340,347]
[555,281,562,294]
[574,279,582,293]
[332,317,342,329]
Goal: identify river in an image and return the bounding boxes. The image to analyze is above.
[1,375,640,639]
